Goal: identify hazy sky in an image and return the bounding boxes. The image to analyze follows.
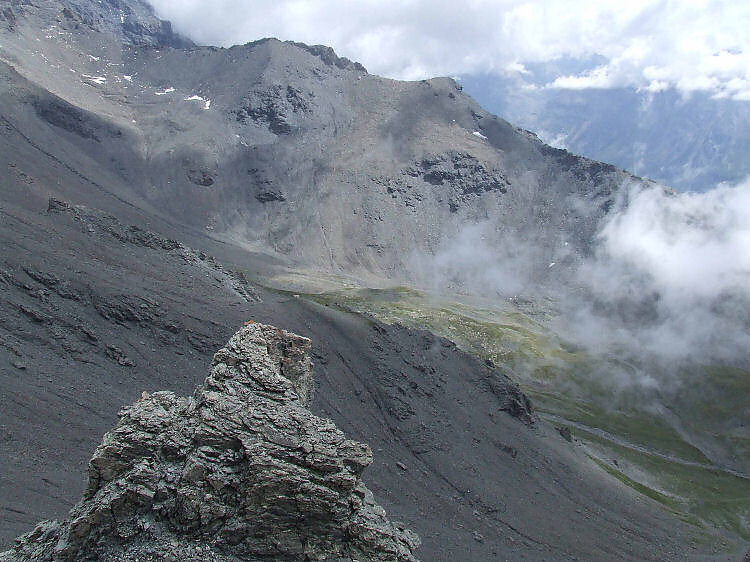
[148,1,750,98]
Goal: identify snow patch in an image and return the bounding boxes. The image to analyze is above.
[472,131,488,140]
[184,95,211,109]
[123,75,132,82]
[88,55,100,62]
[82,74,106,85]
[155,87,175,96]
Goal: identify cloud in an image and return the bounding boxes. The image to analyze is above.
[595,183,750,300]
[420,177,750,368]
[415,222,556,297]
[566,179,750,364]
[147,0,750,97]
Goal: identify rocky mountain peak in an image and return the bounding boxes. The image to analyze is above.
[1,323,420,561]
[286,40,368,73]
[4,0,192,47]
[0,0,641,287]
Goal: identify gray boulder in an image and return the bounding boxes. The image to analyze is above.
[1,323,419,562]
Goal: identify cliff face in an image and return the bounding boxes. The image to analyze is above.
[1,323,419,561]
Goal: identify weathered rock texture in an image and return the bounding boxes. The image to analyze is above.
[1,324,419,562]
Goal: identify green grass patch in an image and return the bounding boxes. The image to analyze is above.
[580,427,750,540]
[301,286,750,540]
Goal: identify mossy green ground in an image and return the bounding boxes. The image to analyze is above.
[305,286,750,540]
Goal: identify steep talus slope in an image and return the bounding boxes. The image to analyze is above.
[0,195,720,560]
[304,285,750,546]
[2,323,419,561]
[0,196,263,540]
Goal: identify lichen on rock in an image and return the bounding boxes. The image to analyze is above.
[1,323,420,561]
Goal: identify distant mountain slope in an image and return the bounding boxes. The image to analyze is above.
[462,74,750,192]
[0,0,643,290]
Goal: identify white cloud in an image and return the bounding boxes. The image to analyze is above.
[569,179,750,364]
[148,0,750,97]
[597,182,750,299]
[418,176,750,366]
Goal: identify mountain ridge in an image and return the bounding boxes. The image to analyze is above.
[0,0,644,290]
[1,0,746,559]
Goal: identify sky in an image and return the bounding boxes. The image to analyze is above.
[149,0,750,99]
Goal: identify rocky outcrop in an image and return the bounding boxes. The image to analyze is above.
[235,84,314,135]
[1,323,419,562]
[46,199,258,304]
[403,151,510,213]
[287,42,367,73]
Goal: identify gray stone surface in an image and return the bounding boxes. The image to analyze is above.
[1,323,419,561]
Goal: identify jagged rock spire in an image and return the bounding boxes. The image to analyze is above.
[1,323,420,561]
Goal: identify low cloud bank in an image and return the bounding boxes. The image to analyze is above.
[426,179,750,367]
[569,180,750,365]
[418,223,560,297]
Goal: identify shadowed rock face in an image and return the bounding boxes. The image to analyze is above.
[1,324,420,562]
